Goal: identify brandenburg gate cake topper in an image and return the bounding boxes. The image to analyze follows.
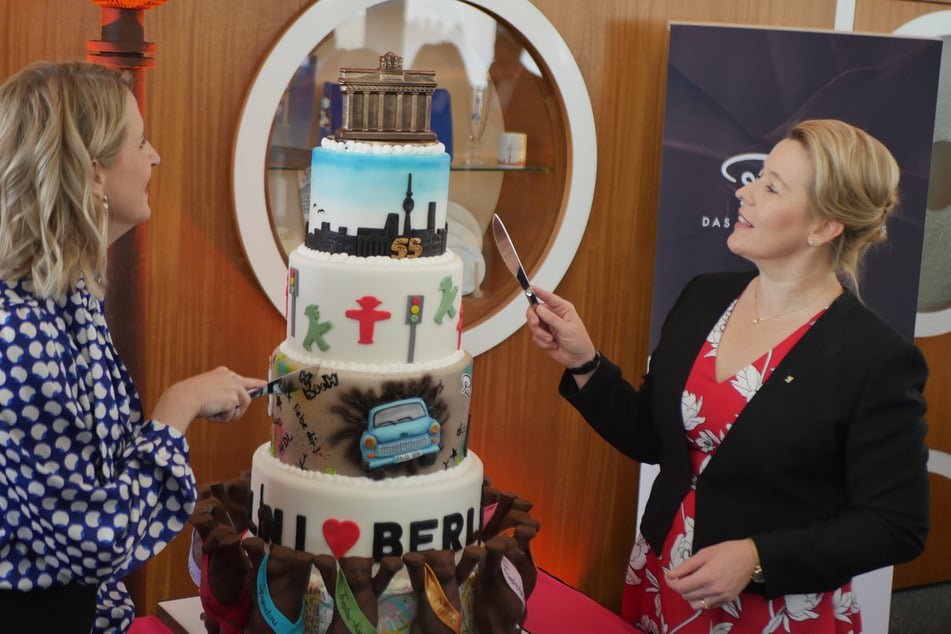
[337,51,438,143]
[304,52,449,259]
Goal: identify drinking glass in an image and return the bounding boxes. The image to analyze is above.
[463,80,492,166]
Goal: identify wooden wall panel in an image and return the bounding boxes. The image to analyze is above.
[5,0,946,620]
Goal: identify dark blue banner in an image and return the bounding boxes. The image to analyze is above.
[650,24,942,348]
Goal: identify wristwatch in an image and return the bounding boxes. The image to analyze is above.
[749,539,765,583]
[751,562,765,584]
[568,350,602,375]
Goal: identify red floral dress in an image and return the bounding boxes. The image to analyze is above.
[621,300,860,633]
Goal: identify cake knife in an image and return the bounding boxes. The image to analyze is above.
[491,213,538,305]
[248,366,318,399]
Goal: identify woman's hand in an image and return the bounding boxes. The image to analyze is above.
[151,366,267,434]
[526,287,598,382]
[665,539,758,611]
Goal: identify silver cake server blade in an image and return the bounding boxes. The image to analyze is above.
[492,213,538,305]
[248,366,319,399]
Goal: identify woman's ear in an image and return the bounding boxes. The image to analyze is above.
[810,218,844,246]
[91,159,105,201]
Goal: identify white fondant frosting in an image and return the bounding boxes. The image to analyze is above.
[285,247,464,366]
[251,444,484,559]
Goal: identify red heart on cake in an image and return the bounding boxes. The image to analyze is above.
[323,519,360,559]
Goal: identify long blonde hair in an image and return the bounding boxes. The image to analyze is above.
[788,119,900,295]
[0,61,132,299]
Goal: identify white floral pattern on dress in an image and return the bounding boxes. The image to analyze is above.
[626,533,650,586]
[682,391,705,431]
[730,355,767,403]
[832,587,860,624]
[668,515,695,570]
[703,302,731,358]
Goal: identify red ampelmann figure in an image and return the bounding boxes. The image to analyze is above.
[345,295,391,344]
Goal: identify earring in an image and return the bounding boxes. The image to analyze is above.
[102,195,110,211]
[807,237,817,247]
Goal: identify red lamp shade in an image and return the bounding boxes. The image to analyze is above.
[89,1,169,8]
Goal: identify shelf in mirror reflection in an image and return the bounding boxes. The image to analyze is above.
[450,160,550,172]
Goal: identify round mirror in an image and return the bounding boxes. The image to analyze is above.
[894,11,951,338]
[233,0,596,355]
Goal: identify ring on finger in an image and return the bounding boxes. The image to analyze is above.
[701,598,710,610]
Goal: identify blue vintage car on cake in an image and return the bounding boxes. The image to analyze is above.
[361,397,441,473]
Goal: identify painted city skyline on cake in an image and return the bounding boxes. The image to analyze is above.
[306,164,450,257]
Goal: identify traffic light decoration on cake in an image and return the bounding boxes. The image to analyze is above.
[406,294,424,362]
[287,267,299,336]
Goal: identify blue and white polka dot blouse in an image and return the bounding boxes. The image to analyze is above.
[0,278,197,632]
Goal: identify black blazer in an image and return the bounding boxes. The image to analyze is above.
[561,271,930,598]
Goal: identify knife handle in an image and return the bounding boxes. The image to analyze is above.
[248,385,267,399]
[248,381,280,399]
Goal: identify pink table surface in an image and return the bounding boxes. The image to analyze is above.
[525,570,638,634]
[130,615,174,634]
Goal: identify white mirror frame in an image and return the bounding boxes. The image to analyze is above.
[892,11,951,339]
[232,0,596,356]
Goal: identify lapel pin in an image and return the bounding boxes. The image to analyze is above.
[784,375,795,383]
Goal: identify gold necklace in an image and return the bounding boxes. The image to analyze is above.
[751,281,833,324]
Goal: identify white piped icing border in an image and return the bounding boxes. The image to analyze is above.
[278,343,465,374]
[293,245,459,268]
[320,137,447,155]
[258,445,481,489]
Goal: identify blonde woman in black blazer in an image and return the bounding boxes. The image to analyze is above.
[526,120,929,633]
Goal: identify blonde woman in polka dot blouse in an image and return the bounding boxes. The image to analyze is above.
[0,62,265,633]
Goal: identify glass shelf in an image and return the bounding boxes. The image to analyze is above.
[450,162,550,172]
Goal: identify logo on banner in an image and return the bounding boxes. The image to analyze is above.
[699,152,768,230]
[721,152,768,185]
